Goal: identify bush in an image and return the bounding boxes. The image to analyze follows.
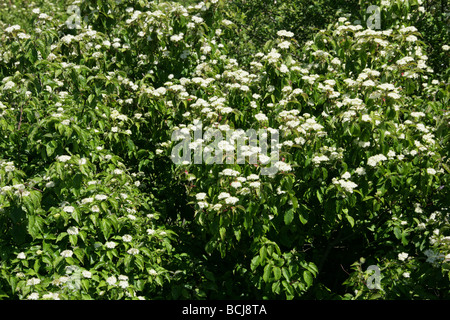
[0,0,448,300]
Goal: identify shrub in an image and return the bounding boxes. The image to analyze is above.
[0,0,448,300]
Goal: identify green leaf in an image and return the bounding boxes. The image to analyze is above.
[393,227,402,239]
[69,234,78,246]
[259,246,267,262]
[272,281,281,294]
[219,227,226,240]
[101,219,112,240]
[273,266,281,281]
[282,267,291,282]
[290,195,298,210]
[346,215,355,228]
[134,255,145,271]
[263,263,272,283]
[316,190,323,204]
[74,248,84,263]
[284,208,294,225]
[303,270,313,287]
[251,255,261,271]
[282,280,294,298]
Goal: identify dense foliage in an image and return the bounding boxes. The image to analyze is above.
[0,0,448,300]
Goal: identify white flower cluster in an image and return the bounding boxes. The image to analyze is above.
[367,154,387,167]
[277,111,327,138]
[332,172,358,193]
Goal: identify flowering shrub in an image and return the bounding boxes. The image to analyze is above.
[0,0,448,300]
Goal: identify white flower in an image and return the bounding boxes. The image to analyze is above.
[3,81,16,90]
[265,48,281,63]
[218,192,231,200]
[91,205,100,212]
[333,178,358,193]
[67,226,79,235]
[149,269,158,276]
[17,252,26,259]
[82,270,92,278]
[247,174,259,180]
[4,164,15,172]
[127,248,140,255]
[192,16,203,24]
[122,234,132,242]
[255,113,268,122]
[341,172,351,180]
[56,155,71,162]
[278,41,291,49]
[42,292,60,300]
[367,154,387,167]
[274,161,292,172]
[61,250,73,258]
[28,293,39,300]
[279,64,289,73]
[219,168,240,177]
[105,241,117,249]
[225,196,239,205]
[95,194,108,200]
[197,201,208,209]
[118,275,128,281]
[26,278,41,286]
[106,276,117,286]
[355,167,366,176]
[387,92,401,100]
[442,45,450,51]
[359,141,370,148]
[81,198,94,204]
[426,168,436,175]
[147,229,156,235]
[63,206,75,213]
[259,154,271,164]
[249,181,260,188]
[1,186,12,193]
[277,30,294,37]
[398,252,409,261]
[312,155,329,165]
[230,181,242,189]
[170,33,184,42]
[362,80,376,87]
